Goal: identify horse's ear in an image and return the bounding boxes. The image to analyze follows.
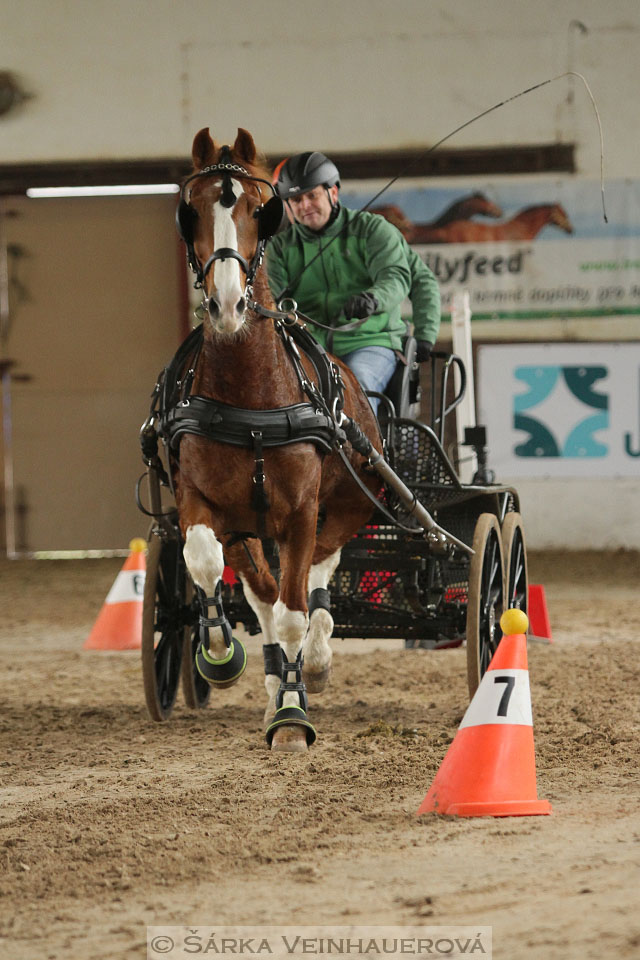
[233,128,257,165]
[192,128,216,170]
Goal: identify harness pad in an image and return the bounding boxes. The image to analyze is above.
[163,395,336,454]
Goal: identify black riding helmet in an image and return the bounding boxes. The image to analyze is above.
[276,152,340,199]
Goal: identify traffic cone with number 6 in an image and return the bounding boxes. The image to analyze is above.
[84,539,147,651]
[417,608,551,817]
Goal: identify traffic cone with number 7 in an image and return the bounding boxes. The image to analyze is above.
[417,608,552,817]
[84,539,147,651]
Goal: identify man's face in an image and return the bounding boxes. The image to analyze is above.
[287,184,338,231]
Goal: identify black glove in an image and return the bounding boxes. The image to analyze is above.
[415,340,433,362]
[343,292,378,321]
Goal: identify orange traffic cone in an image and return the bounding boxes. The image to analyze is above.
[528,584,553,640]
[417,609,551,817]
[83,539,147,651]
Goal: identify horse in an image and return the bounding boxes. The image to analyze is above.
[371,193,503,243]
[369,203,414,238]
[415,192,503,233]
[411,203,573,244]
[170,127,382,753]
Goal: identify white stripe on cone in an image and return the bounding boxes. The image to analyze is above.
[460,668,533,728]
[104,570,146,605]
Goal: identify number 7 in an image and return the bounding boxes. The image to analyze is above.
[494,675,515,716]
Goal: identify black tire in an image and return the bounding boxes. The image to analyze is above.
[181,582,211,710]
[142,531,187,721]
[502,512,528,615]
[466,513,505,698]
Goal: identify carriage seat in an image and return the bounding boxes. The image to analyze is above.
[384,335,421,420]
[368,335,422,427]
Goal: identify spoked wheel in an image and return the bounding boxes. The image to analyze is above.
[502,512,528,615]
[142,530,188,721]
[466,513,505,698]
[181,582,211,711]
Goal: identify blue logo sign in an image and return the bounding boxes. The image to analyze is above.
[514,365,609,458]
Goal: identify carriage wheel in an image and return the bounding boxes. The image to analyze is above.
[142,531,187,721]
[466,513,505,698]
[502,512,528,615]
[181,582,212,711]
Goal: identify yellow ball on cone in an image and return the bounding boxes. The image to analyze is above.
[500,608,529,635]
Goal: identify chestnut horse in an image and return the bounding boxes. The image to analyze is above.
[412,203,573,244]
[173,128,381,752]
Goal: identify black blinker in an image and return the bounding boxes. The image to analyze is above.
[256,196,285,241]
[176,198,198,244]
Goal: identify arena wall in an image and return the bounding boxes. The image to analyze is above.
[1,0,639,550]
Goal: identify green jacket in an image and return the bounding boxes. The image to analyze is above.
[404,242,441,345]
[268,205,438,355]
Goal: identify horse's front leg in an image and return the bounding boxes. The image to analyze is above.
[266,505,319,753]
[182,520,247,689]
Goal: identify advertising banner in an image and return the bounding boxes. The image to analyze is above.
[341,179,640,320]
[476,343,640,477]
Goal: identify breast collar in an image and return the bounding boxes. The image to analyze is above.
[153,320,346,457]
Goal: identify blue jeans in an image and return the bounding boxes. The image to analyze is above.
[341,346,397,414]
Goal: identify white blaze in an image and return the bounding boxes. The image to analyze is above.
[211,178,245,333]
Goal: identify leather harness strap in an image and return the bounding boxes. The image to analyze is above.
[145,319,349,544]
[163,394,337,454]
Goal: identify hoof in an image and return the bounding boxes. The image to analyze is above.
[270,725,309,753]
[265,705,317,750]
[302,664,331,693]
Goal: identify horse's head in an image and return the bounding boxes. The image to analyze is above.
[177,128,284,337]
[470,193,503,219]
[549,203,574,234]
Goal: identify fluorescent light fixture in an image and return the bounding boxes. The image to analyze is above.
[26,183,180,198]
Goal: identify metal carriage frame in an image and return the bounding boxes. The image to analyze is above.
[138,339,528,722]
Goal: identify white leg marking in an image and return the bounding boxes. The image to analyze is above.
[240,576,281,721]
[274,599,308,655]
[183,524,224,594]
[183,524,226,658]
[240,577,278,645]
[211,181,245,335]
[308,550,341,593]
[304,550,341,672]
[274,599,309,709]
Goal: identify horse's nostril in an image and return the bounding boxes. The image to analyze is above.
[207,296,221,317]
[236,297,246,315]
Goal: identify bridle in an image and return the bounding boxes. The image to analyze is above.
[176,146,284,313]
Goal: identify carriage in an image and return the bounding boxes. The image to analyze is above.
[139,332,527,718]
[137,127,528,749]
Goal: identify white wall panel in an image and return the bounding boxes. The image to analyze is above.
[0,0,637,177]
[2,0,639,551]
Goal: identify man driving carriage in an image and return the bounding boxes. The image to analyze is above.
[267,152,441,412]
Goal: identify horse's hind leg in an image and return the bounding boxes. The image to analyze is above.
[239,577,281,722]
[303,548,341,693]
[183,523,247,688]
[223,539,294,729]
